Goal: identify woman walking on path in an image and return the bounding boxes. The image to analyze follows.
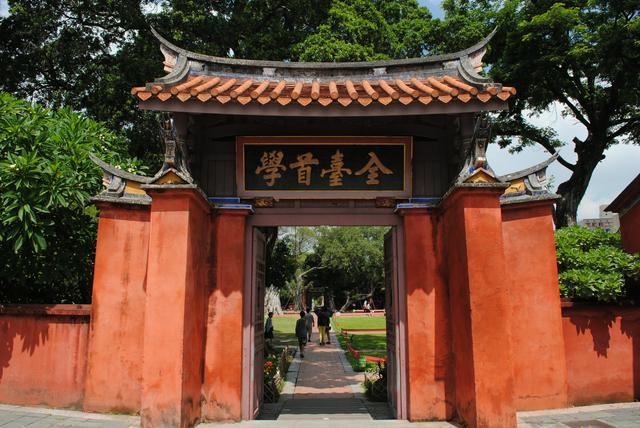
[295,311,308,358]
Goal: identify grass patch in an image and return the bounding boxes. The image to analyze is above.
[272,315,298,349]
[337,331,387,371]
[334,316,386,330]
[337,333,386,352]
[349,333,386,350]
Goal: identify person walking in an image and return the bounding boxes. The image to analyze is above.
[295,310,308,358]
[264,311,275,355]
[316,306,329,345]
[325,306,333,344]
[304,307,315,342]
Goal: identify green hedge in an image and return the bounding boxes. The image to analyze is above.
[555,226,640,303]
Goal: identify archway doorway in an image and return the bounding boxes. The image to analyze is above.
[241,208,407,420]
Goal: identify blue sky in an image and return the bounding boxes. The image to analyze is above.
[1,0,637,218]
[419,0,445,19]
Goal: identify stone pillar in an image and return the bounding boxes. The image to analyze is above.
[140,186,211,428]
[201,208,251,421]
[84,202,150,413]
[400,207,453,421]
[441,185,516,428]
[501,199,568,410]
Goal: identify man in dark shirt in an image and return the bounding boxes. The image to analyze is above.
[295,311,308,358]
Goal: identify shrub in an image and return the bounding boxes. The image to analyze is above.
[555,226,640,303]
[0,93,144,303]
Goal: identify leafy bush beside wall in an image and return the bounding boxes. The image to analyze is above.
[555,226,640,303]
[0,93,144,303]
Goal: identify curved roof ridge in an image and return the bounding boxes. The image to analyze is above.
[498,152,559,181]
[150,26,497,70]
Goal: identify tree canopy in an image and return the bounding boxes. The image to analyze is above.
[305,226,387,311]
[296,0,433,61]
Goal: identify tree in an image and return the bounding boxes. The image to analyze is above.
[296,0,434,61]
[555,226,640,303]
[306,227,387,312]
[0,92,143,303]
[265,235,296,290]
[482,0,639,227]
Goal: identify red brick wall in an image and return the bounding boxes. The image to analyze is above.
[0,305,90,408]
[562,305,640,405]
[502,202,568,410]
[84,206,149,414]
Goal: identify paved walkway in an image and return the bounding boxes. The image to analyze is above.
[0,404,139,427]
[276,329,376,421]
[518,402,640,428]
[289,331,362,399]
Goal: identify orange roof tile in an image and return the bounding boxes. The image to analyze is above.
[131,75,514,108]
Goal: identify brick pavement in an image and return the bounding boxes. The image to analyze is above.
[290,331,362,399]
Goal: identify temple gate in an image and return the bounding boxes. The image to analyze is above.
[86,28,568,428]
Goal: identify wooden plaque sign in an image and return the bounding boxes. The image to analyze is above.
[236,136,412,199]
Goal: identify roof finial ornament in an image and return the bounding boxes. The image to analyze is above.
[157,112,194,184]
[456,112,501,184]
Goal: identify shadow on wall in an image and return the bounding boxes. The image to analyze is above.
[0,304,90,408]
[0,306,54,378]
[569,310,616,357]
[564,304,640,404]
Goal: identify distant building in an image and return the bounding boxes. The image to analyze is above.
[578,204,620,232]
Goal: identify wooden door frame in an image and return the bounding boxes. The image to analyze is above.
[241,207,408,419]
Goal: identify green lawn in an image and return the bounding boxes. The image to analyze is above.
[338,333,387,372]
[271,316,298,349]
[333,315,386,330]
[343,333,386,350]
[334,316,388,371]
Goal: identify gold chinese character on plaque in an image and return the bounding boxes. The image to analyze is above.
[320,150,352,187]
[355,152,393,185]
[255,150,286,186]
[289,152,319,186]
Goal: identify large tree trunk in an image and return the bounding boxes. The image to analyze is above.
[554,135,606,228]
